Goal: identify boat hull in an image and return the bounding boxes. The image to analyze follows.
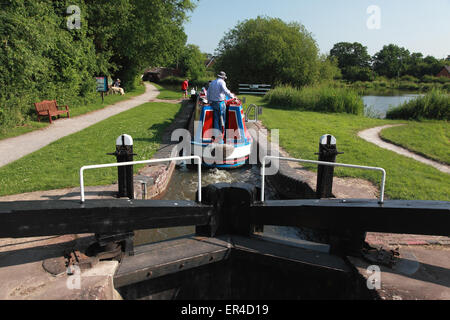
[192,95,253,169]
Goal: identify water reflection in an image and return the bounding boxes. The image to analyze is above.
[363,94,422,118]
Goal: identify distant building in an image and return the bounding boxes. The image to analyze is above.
[142,67,181,82]
[436,66,450,78]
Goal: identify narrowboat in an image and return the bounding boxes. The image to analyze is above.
[191,91,253,169]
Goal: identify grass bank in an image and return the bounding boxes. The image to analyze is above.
[0,101,181,196]
[239,95,449,201]
[0,84,146,141]
[151,83,183,100]
[380,122,450,165]
[386,89,450,120]
[263,85,364,115]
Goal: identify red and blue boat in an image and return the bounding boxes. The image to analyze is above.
[192,91,253,169]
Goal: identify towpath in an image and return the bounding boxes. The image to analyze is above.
[0,83,178,168]
[358,125,450,174]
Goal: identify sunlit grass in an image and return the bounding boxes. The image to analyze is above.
[240,94,449,201]
[380,121,450,165]
[0,84,146,141]
[0,102,181,196]
[152,83,183,100]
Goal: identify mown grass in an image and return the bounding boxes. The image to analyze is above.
[0,84,146,141]
[0,122,48,140]
[263,84,364,115]
[0,102,181,196]
[386,89,450,120]
[380,121,450,165]
[239,95,449,201]
[151,83,184,100]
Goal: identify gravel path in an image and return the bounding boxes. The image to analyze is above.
[0,83,160,168]
[358,125,450,174]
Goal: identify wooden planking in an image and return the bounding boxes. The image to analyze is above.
[231,235,350,273]
[115,234,351,290]
[115,236,232,288]
[252,199,450,236]
[0,200,213,238]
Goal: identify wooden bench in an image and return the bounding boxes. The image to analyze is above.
[34,100,70,124]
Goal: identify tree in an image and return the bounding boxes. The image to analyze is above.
[0,0,98,127]
[318,55,342,81]
[372,44,411,79]
[214,16,322,88]
[405,52,424,78]
[0,0,196,129]
[85,0,196,87]
[178,44,207,80]
[421,56,446,77]
[329,42,372,81]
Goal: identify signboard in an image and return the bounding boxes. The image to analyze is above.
[96,77,108,92]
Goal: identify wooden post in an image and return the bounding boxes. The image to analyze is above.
[196,183,258,237]
[108,135,136,199]
[316,135,342,199]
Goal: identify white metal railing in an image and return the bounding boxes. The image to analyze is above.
[245,104,260,123]
[239,84,272,95]
[79,156,202,203]
[261,156,386,204]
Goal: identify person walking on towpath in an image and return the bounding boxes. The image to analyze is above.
[207,71,235,142]
[181,78,189,99]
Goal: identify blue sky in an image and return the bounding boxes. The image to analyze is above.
[184,0,450,59]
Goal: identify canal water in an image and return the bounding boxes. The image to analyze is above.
[134,164,271,246]
[134,164,315,249]
[362,94,422,118]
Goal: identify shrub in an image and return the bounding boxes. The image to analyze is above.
[373,80,389,88]
[421,75,450,84]
[398,81,419,91]
[386,89,450,120]
[400,75,419,82]
[443,83,450,92]
[263,85,364,115]
[419,83,437,92]
[159,76,214,90]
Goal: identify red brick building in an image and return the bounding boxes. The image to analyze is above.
[436,66,450,78]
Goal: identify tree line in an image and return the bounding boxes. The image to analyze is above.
[0,0,197,128]
[212,16,449,89]
[330,42,449,82]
